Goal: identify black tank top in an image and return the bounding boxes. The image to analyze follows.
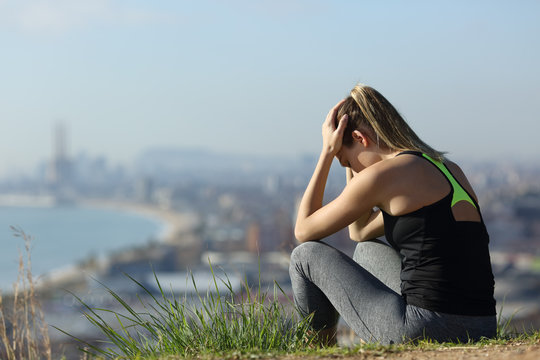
[381,151,496,316]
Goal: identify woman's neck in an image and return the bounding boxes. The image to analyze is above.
[361,147,400,167]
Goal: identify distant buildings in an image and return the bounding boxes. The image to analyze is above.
[0,123,539,333]
[47,122,74,204]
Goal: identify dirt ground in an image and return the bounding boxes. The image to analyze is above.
[284,343,540,360]
[377,344,539,360]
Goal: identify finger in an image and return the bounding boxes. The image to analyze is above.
[325,99,346,125]
[336,114,348,134]
[329,99,346,120]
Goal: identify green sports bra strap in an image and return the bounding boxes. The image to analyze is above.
[421,154,478,209]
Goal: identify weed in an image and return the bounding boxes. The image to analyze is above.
[57,263,315,359]
[496,298,524,339]
[0,226,51,360]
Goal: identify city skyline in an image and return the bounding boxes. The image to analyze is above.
[1,0,539,177]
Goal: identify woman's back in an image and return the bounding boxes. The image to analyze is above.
[376,152,481,223]
[379,151,496,316]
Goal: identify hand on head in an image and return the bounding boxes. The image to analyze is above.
[322,99,348,156]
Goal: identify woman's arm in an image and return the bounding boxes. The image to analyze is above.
[294,150,334,241]
[346,168,385,241]
[348,208,384,241]
[294,101,384,242]
[294,100,347,241]
[295,164,383,242]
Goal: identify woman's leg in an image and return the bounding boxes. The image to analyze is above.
[352,239,402,294]
[289,241,407,344]
[351,240,497,342]
[352,240,497,343]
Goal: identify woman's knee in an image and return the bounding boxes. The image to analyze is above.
[289,241,329,277]
[353,238,395,263]
[290,241,320,266]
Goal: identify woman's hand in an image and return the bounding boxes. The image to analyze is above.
[294,100,384,243]
[322,100,348,156]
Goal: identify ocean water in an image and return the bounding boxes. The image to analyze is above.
[0,205,164,291]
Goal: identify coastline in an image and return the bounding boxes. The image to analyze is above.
[78,198,200,243]
[0,194,200,243]
[37,199,202,289]
[0,197,200,292]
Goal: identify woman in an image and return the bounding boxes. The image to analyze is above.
[290,84,496,345]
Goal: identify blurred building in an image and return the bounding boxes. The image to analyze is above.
[47,122,75,204]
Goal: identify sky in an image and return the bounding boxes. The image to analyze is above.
[1,0,539,177]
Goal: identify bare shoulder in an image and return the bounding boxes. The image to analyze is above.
[444,159,463,175]
[357,154,415,180]
[349,154,424,195]
[444,159,479,201]
[444,159,469,182]
[376,152,430,177]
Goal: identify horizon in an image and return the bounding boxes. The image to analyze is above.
[2,141,538,184]
[1,0,539,177]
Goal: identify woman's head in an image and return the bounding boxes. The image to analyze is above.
[336,84,445,161]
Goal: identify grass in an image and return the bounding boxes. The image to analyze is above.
[281,333,540,360]
[0,226,51,360]
[1,227,538,359]
[56,263,316,359]
[58,263,540,360]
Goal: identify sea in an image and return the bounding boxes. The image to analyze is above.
[0,205,164,291]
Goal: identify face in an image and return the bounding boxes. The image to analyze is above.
[335,141,364,173]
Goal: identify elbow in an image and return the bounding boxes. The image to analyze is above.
[348,227,370,242]
[294,223,311,243]
[294,226,307,243]
[351,234,370,242]
[349,233,361,242]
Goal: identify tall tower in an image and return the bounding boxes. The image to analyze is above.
[55,122,66,163]
[48,122,72,188]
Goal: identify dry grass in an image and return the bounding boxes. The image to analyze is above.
[0,226,51,360]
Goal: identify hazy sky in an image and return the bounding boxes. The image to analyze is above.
[1,0,539,177]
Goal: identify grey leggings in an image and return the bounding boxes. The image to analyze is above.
[289,240,497,344]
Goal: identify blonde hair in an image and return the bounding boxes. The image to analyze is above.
[337,84,445,161]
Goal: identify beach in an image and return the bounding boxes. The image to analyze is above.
[0,197,200,292]
[79,198,200,243]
